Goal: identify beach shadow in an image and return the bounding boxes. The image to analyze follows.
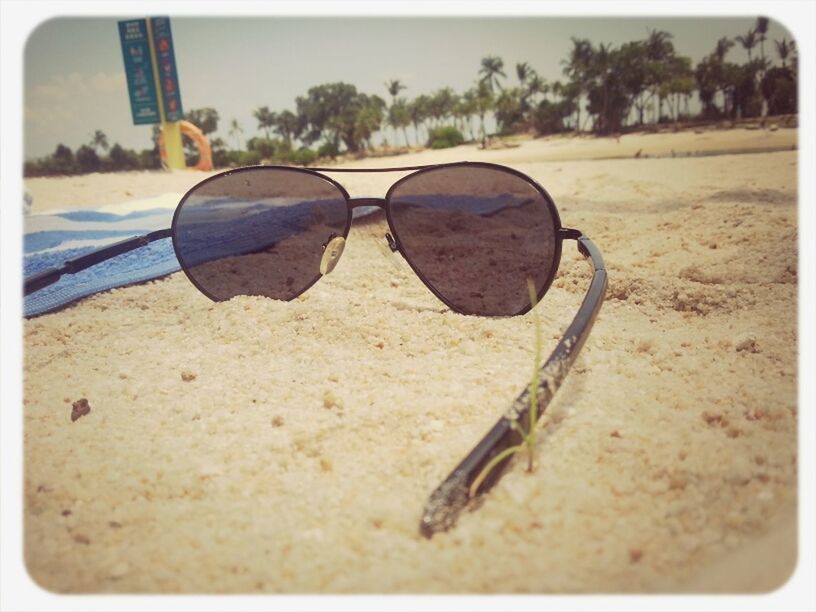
[388,300,448,314]
[704,188,795,205]
[532,349,590,456]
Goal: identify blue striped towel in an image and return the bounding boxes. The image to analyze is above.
[24,194,182,317]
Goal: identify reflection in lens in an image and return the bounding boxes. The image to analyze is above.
[173,168,349,301]
[387,165,559,316]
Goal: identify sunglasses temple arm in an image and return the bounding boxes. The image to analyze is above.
[419,232,608,538]
[23,228,173,296]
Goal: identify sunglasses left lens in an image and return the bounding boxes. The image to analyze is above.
[172,167,349,301]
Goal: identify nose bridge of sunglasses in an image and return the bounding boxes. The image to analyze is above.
[348,196,386,210]
[346,195,406,273]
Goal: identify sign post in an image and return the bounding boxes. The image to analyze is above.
[118,17,185,170]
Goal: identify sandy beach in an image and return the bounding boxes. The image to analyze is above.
[22,128,798,593]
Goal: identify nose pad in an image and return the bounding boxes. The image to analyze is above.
[320,236,346,275]
[375,232,409,275]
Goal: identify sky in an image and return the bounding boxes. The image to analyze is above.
[23,15,795,159]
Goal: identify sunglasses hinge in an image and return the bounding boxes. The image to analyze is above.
[385,232,399,253]
[558,228,583,241]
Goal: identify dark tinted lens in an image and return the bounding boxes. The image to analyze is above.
[387,165,559,316]
[173,167,349,301]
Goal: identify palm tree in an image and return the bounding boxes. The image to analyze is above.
[588,42,613,132]
[387,98,411,147]
[663,57,694,123]
[426,87,456,126]
[472,81,494,146]
[645,29,675,123]
[479,56,506,94]
[754,17,771,118]
[253,106,276,139]
[756,16,770,63]
[775,37,791,68]
[89,129,108,153]
[515,64,537,114]
[385,79,406,105]
[711,37,735,116]
[408,95,430,145]
[384,80,407,145]
[646,28,673,61]
[562,37,593,132]
[736,28,758,61]
[516,62,532,87]
[527,73,546,104]
[459,89,478,140]
[227,119,243,150]
[714,36,734,63]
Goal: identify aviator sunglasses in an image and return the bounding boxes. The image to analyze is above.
[24,161,608,536]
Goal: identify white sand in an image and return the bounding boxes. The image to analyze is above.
[23,128,798,593]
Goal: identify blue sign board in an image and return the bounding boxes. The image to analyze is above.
[149,17,184,122]
[118,19,160,125]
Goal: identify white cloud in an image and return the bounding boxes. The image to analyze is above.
[24,71,136,157]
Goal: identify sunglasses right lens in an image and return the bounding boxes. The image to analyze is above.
[172,167,349,301]
[387,164,561,316]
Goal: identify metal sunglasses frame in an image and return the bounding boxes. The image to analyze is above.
[171,161,565,316]
[23,161,608,537]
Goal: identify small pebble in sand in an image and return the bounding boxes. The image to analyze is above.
[181,370,197,381]
[745,408,766,421]
[73,533,90,545]
[629,548,643,563]
[610,430,622,438]
[70,398,91,422]
[271,415,285,427]
[109,521,122,528]
[61,509,71,517]
[323,390,342,410]
[702,411,723,426]
[668,473,688,490]
[734,333,759,353]
[320,457,333,472]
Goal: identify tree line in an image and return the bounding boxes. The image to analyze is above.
[25,17,797,177]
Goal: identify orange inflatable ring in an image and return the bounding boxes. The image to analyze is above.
[159,120,213,171]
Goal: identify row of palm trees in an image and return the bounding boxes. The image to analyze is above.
[228,17,796,151]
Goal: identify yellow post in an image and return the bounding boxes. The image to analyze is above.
[160,121,185,169]
[146,18,185,169]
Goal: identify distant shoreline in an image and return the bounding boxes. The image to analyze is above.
[23,126,797,214]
